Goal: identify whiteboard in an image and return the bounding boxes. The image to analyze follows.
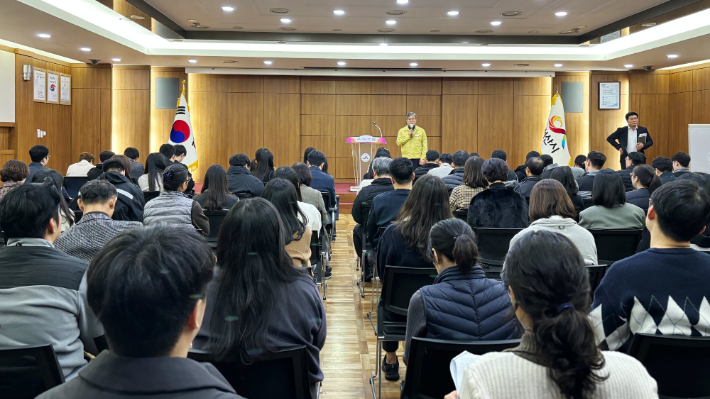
[688,124,710,174]
[0,50,14,123]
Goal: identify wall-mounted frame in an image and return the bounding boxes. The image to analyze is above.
[598,81,620,110]
[33,68,46,103]
[60,73,71,105]
[46,71,59,104]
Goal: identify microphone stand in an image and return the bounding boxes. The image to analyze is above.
[373,121,383,138]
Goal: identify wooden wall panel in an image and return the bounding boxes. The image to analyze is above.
[301,136,335,158]
[442,79,478,95]
[264,76,300,93]
[301,77,335,94]
[441,95,478,154]
[150,68,186,156]
[302,95,335,115]
[692,67,710,91]
[670,71,693,94]
[629,73,669,94]
[407,78,441,95]
[669,92,692,155]
[301,115,335,136]
[189,90,227,181]
[371,95,406,116]
[514,77,552,96]
[512,95,550,167]
[692,90,710,124]
[264,93,300,167]
[227,93,264,159]
[590,73,630,169]
[335,78,371,95]
[407,96,441,116]
[371,78,407,95]
[112,0,151,30]
[112,66,150,161]
[227,76,263,93]
[71,64,112,164]
[479,79,514,96]
[336,95,371,115]
[477,95,513,160]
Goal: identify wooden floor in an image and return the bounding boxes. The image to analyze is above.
[319,214,404,399]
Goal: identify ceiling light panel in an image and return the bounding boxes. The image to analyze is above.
[333,10,345,15]
[448,11,459,16]
[222,6,235,12]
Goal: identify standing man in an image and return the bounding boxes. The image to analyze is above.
[607,111,653,169]
[397,112,428,170]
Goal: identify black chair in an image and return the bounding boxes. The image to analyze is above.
[0,344,65,399]
[188,346,316,399]
[310,226,327,300]
[203,209,229,249]
[143,191,160,203]
[233,191,252,200]
[581,195,594,210]
[453,209,468,221]
[319,191,337,241]
[356,205,372,298]
[367,224,391,334]
[371,266,438,399]
[586,264,608,295]
[588,229,643,265]
[627,333,710,399]
[401,337,521,399]
[62,176,89,199]
[473,228,523,279]
[73,210,83,222]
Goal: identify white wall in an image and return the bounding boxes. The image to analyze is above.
[0,50,15,123]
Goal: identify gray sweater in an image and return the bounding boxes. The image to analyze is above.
[510,216,598,265]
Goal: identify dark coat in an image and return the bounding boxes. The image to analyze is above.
[514,165,527,182]
[467,183,529,228]
[310,167,336,208]
[366,189,410,248]
[376,224,434,283]
[352,178,394,224]
[659,171,676,184]
[616,165,636,192]
[87,164,103,181]
[576,171,598,192]
[607,126,653,167]
[99,171,146,222]
[506,169,518,182]
[226,166,263,198]
[673,169,691,178]
[626,188,650,212]
[569,192,585,215]
[514,176,542,199]
[442,168,464,193]
[413,163,439,182]
[27,162,44,183]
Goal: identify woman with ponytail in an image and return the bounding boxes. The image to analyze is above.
[450,230,657,399]
[627,164,662,212]
[403,218,519,366]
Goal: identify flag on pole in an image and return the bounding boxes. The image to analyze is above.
[169,81,198,173]
[541,93,571,166]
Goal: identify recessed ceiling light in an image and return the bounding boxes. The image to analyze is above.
[482,63,491,67]
[333,10,345,15]
[337,61,346,66]
[112,58,121,62]
[379,43,388,46]
[264,60,273,65]
[576,25,587,29]
[80,47,91,52]
[130,14,145,20]
[491,21,502,26]
[188,59,197,63]
[554,63,563,67]
[222,6,235,12]
[559,29,576,34]
[667,54,679,58]
[187,19,198,23]
[448,11,459,16]
[410,62,418,67]
[223,60,239,64]
[641,22,657,27]
[397,0,408,4]
[555,11,568,17]
[37,33,51,38]
[280,18,291,23]
[386,20,396,25]
[624,64,634,68]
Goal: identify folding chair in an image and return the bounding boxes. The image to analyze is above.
[586,264,609,295]
[0,344,65,399]
[62,176,89,199]
[143,190,160,203]
[588,229,643,265]
[319,191,337,242]
[452,209,468,221]
[473,228,524,280]
[203,209,229,250]
[367,225,391,335]
[311,226,328,300]
[232,191,252,200]
[356,204,371,298]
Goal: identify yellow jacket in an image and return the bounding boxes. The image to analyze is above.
[396,125,428,159]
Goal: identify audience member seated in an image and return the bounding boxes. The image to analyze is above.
[308,150,336,209]
[159,143,176,162]
[38,226,242,399]
[66,152,95,177]
[226,153,264,198]
[377,174,452,381]
[252,148,275,183]
[0,159,28,201]
[27,144,50,182]
[0,183,102,380]
[618,152,646,191]
[403,218,519,365]
[514,156,544,201]
[262,178,313,268]
[144,164,208,234]
[138,152,170,192]
[363,147,391,180]
[413,150,440,181]
[573,154,587,177]
[87,150,115,181]
[626,164,661,213]
[111,154,135,183]
[591,180,710,352]
[467,158,529,229]
[172,145,196,194]
[672,151,691,177]
[539,154,557,179]
[273,166,322,232]
[352,157,393,269]
[123,147,144,181]
[33,169,75,232]
[677,173,710,250]
[510,180,597,264]
[195,198,326,399]
[293,162,329,225]
[303,147,316,164]
[514,151,540,182]
[651,156,676,184]
[577,150,607,192]
[366,157,413,249]
[194,165,239,211]
[442,150,468,193]
[578,169,645,230]
[428,152,454,179]
[551,166,584,214]
[490,149,518,183]
[55,180,142,261]
[98,158,145,222]
[450,156,488,211]
[448,231,657,399]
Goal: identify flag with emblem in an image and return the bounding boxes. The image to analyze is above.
[541,93,571,166]
[169,81,198,173]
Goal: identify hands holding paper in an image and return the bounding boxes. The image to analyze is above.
[445,391,458,399]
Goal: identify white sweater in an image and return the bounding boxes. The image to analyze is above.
[509,216,598,265]
[460,350,657,399]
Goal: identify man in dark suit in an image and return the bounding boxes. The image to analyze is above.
[606,111,653,169]
[651,156,677,184]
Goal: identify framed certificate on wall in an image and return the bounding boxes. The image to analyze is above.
[598,81,620,110]
[60,74,71,105]
[33,68,46,103]
[47,72,59,104]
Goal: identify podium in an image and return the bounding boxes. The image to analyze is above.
[346,136,388,192]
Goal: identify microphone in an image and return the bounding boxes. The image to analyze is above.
[409,124,415,130]
[373,121,383,138]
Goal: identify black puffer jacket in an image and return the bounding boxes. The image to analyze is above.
[98,171,145,222]
[442,168,464,193]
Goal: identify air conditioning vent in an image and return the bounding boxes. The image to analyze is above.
[476,29,493,34]
[280,27,296,31]
[269,8,290,14]
[386,10,407,15]
[378,28,396,32]
[501,11,523,17]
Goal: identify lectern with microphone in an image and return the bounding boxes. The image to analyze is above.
[346,122,387,192]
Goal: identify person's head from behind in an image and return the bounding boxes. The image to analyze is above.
[228,153,250,168]
[540,154,553,167]
[452,150,469,168]
[592,169,625,208]
[371,157,392,179]
[303,147,316,164]
[101,158,126,176]
[632,164,661,194]
[672,151,690,170]
[211,198,302,362]
[262,178,306,244]
[652,156,673,176]
[586,151,606,171]
[162,163,190,192]
[389,157,414,186]
[529,179,576,222]
[490,149,507,164]
[439,152,453,165]
[123,147,139,161]
[551,166,578,195]
[525,157,544,177]
[88,226,214,357]
[254,148,274,177]
[99,150,115,163]
[0,160,29,184]
[111,155,133,179]
[503,230,605,398]
[0,183,61,241]
[574,155,587,169]
[273,166,302,201]
[526,151,541,162]
[29,145,49,165]
[159,144,176,161]
[79,152,95,165]
[463,156,488,189]
[481,158,508,183]
[425,150,439,164]
[307,149,326,169]
[31,168,63,189]
[292,162,313,186]
[201,165,231,211]
[78,179,118,217]
[428,218,478,275]
[626,151,646,168]
[469,152,480,158]
[374,147,391,159]
[648,180,710,244]
[174,144,187,162]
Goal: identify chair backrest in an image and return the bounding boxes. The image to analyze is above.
[402,337,521,399]
[319,191,333,211]
[188,346,313,399]
[588,229,643,265]
[62,176,89,199]
[627,333,710,398]
[453,209,468,221]
[359,204,371,229]
[474,228,524,267]
[233,191,253,200]
[309,228,321,266]
[582,196,594,210]
[203,209,229,242]
[0,344,65,399]
[381,266,438,316]
[586,264,608,294]
[143,190,160,203]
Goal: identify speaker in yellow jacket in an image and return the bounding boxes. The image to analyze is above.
[397,112,428,170]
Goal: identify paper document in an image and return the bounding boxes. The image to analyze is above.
[450,351,481,392]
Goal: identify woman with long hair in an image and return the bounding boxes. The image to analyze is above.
[262,178,312,268]
[579,169,645,230]
[449,156,488,211]
[197,198,326,399]
[0,160,29,201]
[376,174,452,381]
[143,164,209,234]
[194,165,238,211]
[551,166,584,214]
[138,152,170,192]
[273,166,321,232]
[293,162,329,225]
[627,164,662,212]
[450,230,657,398]
[32,168,74,231]
[252,148,274,183]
